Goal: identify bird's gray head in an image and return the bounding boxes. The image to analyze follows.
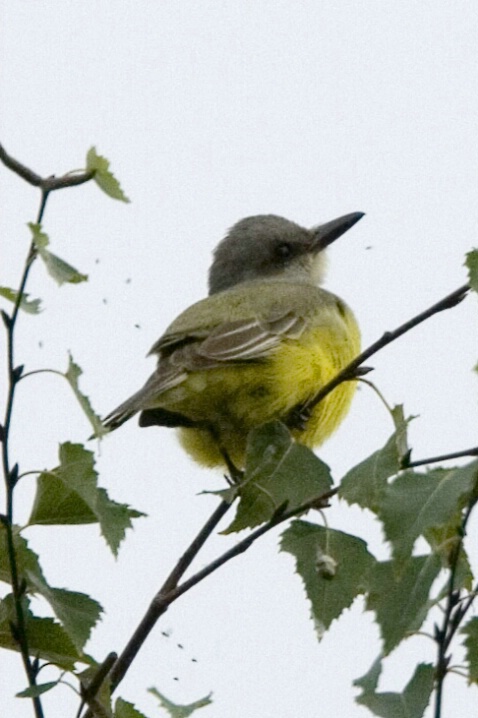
[208,212,364,295]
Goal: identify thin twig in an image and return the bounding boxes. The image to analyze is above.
[90,498,233,699]
[433,497,477,718]
[76,652,117,718]
[1,190,50,718]
[402,447,478,469]
[0,143,42,185]
[0,146,97,718]
[305,284,469,413]
[0,143,93,192]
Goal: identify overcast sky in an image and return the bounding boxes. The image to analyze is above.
[1,3,478,717]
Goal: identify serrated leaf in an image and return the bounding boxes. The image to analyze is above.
[0,286,42,314]
[0,524,45,588]
[281,520,376,639]
[65,354,108,437]
[465,249,478,294]
[28,442,145,556]
[29,223,88,286]
[86,147,130,203]
[115,697,149,718]
[17,681,59,698]
[425,517,474,591]
[0,526,103,649]
[354,656,383,693]
[339,416,409,511]
[0,594,84,669]
[224,422,333,533]
[356,663,434,718]
[379,461,478,568]
[29,471,97,525]
[366,555,441,654]
[148,687,213,718]
[461,617,478,683]
[27,573,102,650]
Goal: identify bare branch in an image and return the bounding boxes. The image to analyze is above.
[305,284,469,414]
[0,143,93,192]
[402,447,478,469]
[106,488,337,695]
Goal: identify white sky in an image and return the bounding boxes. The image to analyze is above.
[1,2,478,717]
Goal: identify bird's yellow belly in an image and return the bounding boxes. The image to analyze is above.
[161,316,360,468]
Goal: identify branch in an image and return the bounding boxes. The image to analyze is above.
[433,496,477,718]
[105,498,232,694]
[402,447,478,469]
[0,188,49,718]
[107,488,336,695]
[0,144,98,718]
[0,143,94,192]
[305,284,470,413]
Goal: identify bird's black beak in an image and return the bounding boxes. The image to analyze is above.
[311,211,365,252]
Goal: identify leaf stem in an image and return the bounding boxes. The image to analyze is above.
[19,368,65,381]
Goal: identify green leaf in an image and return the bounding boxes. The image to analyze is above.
[17,681,59,698]
[224,422,333,533]
[86,147,130,202]
[355,662,434,718]
[27,573,102,651]
[339,414,409,511]
[0,524,45,588]
[0,286,42,314]
[29,471,97,525]
[0,526,103,649]
[465,249,478,293]
[281,520,376,638]
[461,617,478,683]
[0,594,84,669]
[115,697,149,718]
[425,517,474,591]
[148,687,213,718]
[28,442,145,556]
[65,354,108,437]
[354,656,383,693]
[379,461,478,567]
[366,555,441,654]
[29,222,49,250]
[40,250,88,286]
[29,223,88,286]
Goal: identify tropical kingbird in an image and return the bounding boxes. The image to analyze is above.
[105,212,364,469]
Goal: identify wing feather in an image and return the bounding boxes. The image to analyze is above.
[105,310,307,428]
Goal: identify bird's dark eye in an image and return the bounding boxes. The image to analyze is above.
[276,242,293,259]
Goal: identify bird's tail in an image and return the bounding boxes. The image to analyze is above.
[103,387,150,431]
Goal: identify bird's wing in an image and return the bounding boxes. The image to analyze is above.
[104,310,306,429]
[157,310,307,369]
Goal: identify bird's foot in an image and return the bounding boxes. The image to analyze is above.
[285,402,312,432]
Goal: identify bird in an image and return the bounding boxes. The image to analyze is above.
[104,212,364,471]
